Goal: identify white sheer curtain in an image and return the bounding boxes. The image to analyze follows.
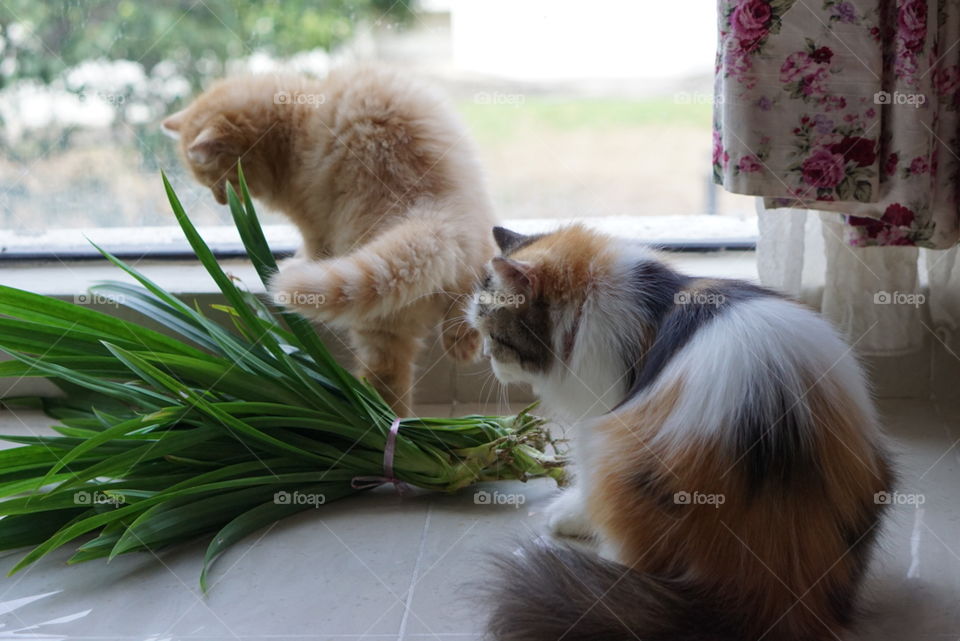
[756,201,960,369]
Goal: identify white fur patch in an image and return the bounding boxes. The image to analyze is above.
[639,296,877,449]
[537,248,650,422]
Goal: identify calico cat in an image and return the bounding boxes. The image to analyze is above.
[469,225,893,641]
[163,66,496,414]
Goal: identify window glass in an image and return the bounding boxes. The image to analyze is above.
[0,0,755,243]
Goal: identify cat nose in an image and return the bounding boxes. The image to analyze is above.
[482,339,491,358]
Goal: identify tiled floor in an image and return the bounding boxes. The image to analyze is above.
[0,399,957,640]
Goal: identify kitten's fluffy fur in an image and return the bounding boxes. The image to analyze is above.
[469,225,893,641]
[164,66,496,414]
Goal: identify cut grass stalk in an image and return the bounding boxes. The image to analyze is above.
[0,168,565,590]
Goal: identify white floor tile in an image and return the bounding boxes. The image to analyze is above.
[0,400,957,639]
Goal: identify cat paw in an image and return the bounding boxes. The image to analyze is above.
[269,258,331,321]
[443,324,482,363]
[545,488,594,539]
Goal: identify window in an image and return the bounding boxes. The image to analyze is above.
[0,0,756,259]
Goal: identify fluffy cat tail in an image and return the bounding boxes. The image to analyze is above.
[485,541,737,641]
[270,208,481,327]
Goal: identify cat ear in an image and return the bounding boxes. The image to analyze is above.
[161,110,187,139]
[492,226,528,254]
[186,126,227,164]
[491,256,536,294]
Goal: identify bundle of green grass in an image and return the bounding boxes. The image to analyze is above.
[0,169,565,589]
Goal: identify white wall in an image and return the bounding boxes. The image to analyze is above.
[449,0,717,80]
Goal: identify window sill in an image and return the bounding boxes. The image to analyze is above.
[0,216,757,262]
[0,218,758,403]
[0,250,758,298]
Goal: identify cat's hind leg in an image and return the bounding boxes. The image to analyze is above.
[349,325,425,416]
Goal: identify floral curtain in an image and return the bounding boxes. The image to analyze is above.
[714,0,960,248]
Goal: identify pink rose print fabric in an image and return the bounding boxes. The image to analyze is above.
[714,0,960,248]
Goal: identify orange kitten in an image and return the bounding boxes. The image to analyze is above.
[470,225,894,641]
[163,66,496,414]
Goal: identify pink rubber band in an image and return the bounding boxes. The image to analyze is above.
[351,418,409,493]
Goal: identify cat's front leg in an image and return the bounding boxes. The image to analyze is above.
[545,485,595,540]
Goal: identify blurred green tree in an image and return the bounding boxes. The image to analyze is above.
[0,0,414,164]
[0,0,412,90]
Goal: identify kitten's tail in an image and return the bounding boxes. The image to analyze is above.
[270,209,485,327]
[485,541,737,641]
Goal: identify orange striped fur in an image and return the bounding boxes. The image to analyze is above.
[165,66,496,414]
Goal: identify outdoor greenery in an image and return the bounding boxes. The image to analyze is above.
[0,0,412,90]
[0,0,414,162]
[459,97,714,142]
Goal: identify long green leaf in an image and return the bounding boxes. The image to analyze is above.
[0,168,564,588]
[0,285,202,358]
